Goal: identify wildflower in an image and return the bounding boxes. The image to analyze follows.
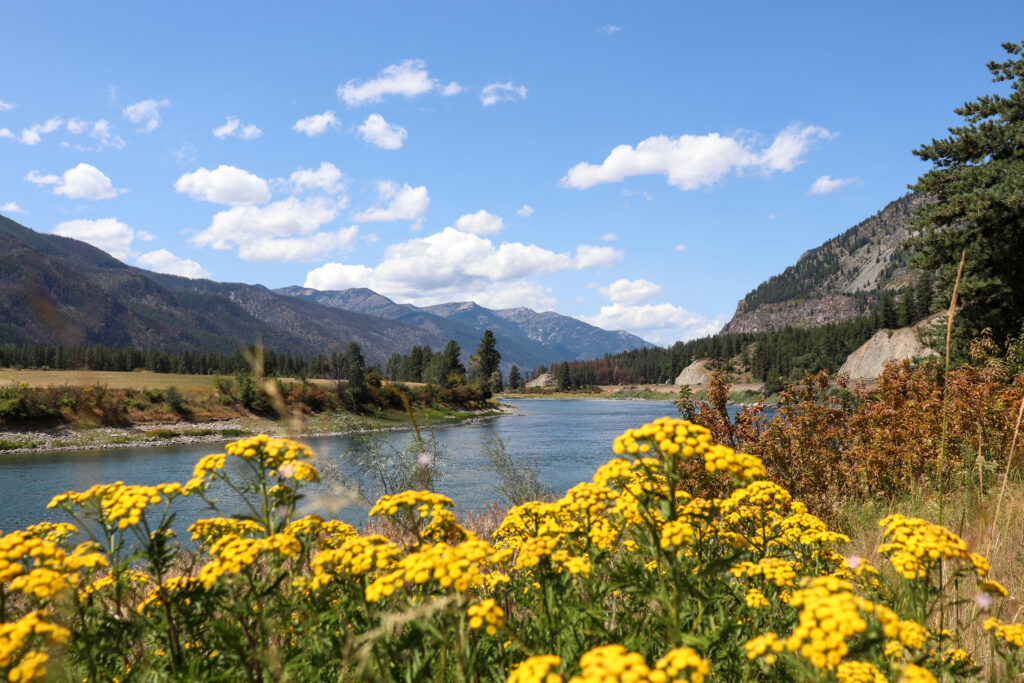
[508,655,562,683]
[467,599,505,635]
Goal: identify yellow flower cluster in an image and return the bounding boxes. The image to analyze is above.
[730,557,797,587]
[877,514,972,580]
[310,535,401,589]
[701,444,766,479]
[514,535,591,576]
[745,632,784,664]
[984,617,1024,648]
[365,538,500,602]
[467,598,504,635]
[189,517,266,546]
[784,577,868,670]
[184,435,317,492]
[897,663,937,683]
[563,644,710,683]
[137,575,200,614]
[0,611,70,681]
[48,482,181,530]
[836,660,886,683]
[198,533,301,589]
[745,587,769,608]
[283,515,355,546]
[508,655,562,683]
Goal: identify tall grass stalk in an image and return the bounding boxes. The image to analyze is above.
[988,393,1024,558]
[938,249,966,529]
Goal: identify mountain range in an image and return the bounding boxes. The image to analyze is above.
[0,214,653,370]
[722,194,919,333]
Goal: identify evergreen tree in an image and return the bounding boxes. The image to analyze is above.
[507,365,522,390]
[898,288,916,327]
[555,363,571,391]
[439,341,465,386]
[879,290,898,329]
[345,342,367,407]
[490,370,504,393]
[475,330,501,381]
[914,272,934,320]
[908,40,1024,345]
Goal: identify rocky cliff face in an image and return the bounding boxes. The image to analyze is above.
[673,359,713,386]
[722,195,921,334]
[839,326,937,380]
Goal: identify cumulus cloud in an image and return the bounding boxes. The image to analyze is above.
[293,111,340,136]
[122,98,170,132]
[303,227,617,307]
[574,244,623,269]
[213,116,262,140]
[454,209,505,235]
[63,119,126,150]
[0,99,15,111]
[442,82,465,96]
[0,117,63,145]
[581,303,724,345]
[600,232,617,242]
[560,123,833,191]
[480,82,527,106]
[597,278,662,305]
[26,163,123,200]
[288,162,347,195]
[52,218,138,260]
[136,249,210,279]
[358,114,407,150]
[1,201,26,214]
[352,181,429,224]
[516,204,533,217]
[808,175,860,195]
[190,196,353,262]
[338,59,437,107]
[174,165,271,206]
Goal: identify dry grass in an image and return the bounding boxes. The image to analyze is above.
[0,369,223,391]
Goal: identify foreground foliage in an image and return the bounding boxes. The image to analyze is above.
[1,421,1023,681]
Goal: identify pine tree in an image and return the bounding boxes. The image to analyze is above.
[507,365,522,390]
[475,331,501,381]
[898,288,916,327]
[879,290,898,329]
[914,272,934,320]
[908,40,1024,345]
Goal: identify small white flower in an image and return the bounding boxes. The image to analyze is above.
[417,452,432,467]
[279,464,296,479]
[976,592,993,610]
[846,556,862,570]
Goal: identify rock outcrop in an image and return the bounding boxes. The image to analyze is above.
[673,360,713,387]
[526,372,555,388]
[839,327,937,380]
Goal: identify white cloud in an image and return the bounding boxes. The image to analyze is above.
[442,82,464,96]
[1,201,26,214]
[560,123,833,190]
[338,59,437,107]
[26,163,122,200]
[293,110,340,137]
[675,243,688,251]
[480,82,527,106]
[808,175,860,195]
[0,99,15,111]
[213,116,263,140]
[454,209,505,235]
[600,232,617,242]
[66,119,88,134]
[122,98,170,132]
[598,25,622,35]
[52,218,138,260]
[174,165,271,206]
[517,204,534,217]
[136,249,210,279]
[304,227,616,307]
[63,118,126,150]
[352,180,429,223]
[1,117,63,145]
[190,196,352,262]
[358,114,407,150]
[581,303,724,345]
[574,244,623,269]
[288,162,347,195]
[597,278,662,305]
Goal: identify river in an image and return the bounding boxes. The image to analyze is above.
[0,399,750,536]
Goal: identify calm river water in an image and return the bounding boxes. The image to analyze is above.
[0,399,746,536]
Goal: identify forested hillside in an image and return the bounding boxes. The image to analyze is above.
[722,194,921,333]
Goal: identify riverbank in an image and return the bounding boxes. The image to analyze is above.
[0,402,520,454]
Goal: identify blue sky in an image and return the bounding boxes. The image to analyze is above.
[0,2,1018,344]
